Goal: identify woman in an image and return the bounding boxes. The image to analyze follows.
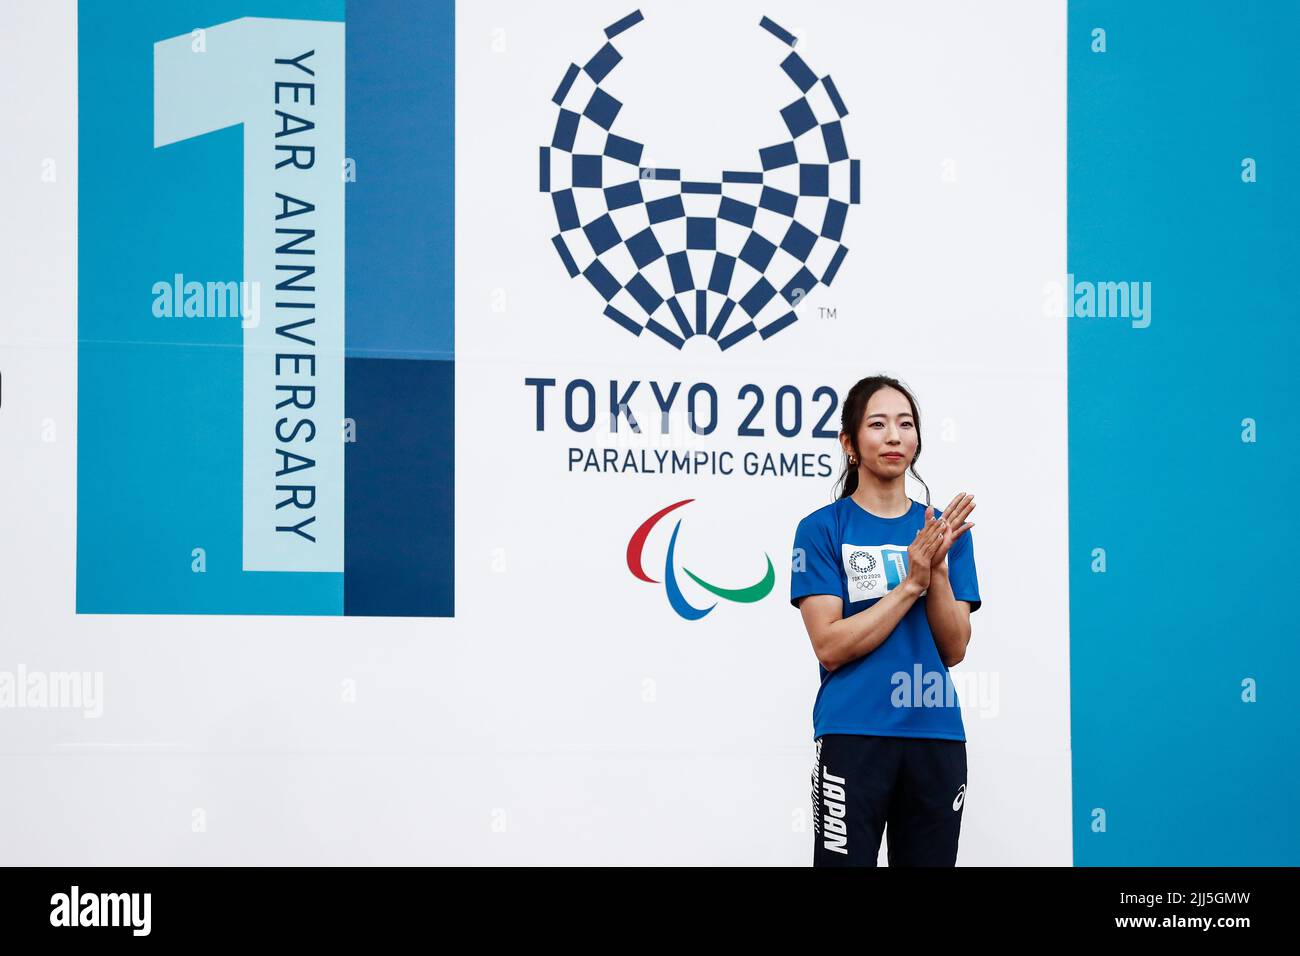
[790,375,981,866]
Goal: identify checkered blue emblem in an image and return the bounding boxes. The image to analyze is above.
[540,10,861,350]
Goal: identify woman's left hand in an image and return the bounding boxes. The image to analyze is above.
[928,493,976,569]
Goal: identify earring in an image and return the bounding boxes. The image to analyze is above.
[848,457,857,465]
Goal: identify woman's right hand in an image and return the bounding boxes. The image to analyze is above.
[905,512,946,595]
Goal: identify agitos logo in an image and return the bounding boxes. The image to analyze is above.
[540,9,860,350]
[626,499,775,620]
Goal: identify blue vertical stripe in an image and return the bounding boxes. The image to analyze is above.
[1069,0,1299,864]
[344,0,455,616]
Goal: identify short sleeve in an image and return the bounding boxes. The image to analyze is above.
[946,526,982,613]
[790,512,841,609]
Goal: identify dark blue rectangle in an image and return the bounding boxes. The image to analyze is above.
[667,251,694,293]
[552,109,579,151]
[781,52,817,92]
[584,42,621,82]
[626,272,663,314]
[552,189,579,230]
[647,194,685,223]
[822,76,849,118]
[760,186,797,216]
[687,216,716,249]
[605,133,643,164]
[759,15,797,46]
[822,199,847,241]
[782,266,817,304]
[780,98,817,137]
[760,142,798,170]
[605,304,641,336]
[717,317,756,350]
[604,180,643,209]
[760,310,797,339]
[781,220,817,261]
[583,88,621,129]
[645,318,686,348]
[571,153,602,187]
[739,277,777,317]
[709,297,736,338]
[823,244,848,285]
[552,234,580,277]
[626,226,664,267]
[583,213,621,254]
[583,259,621,300]
[345,357,454,617]
[719,197,757,227]
[552,63,579,105]
[605,9,644,38]
[708,254,736,295]
[712,303,743,343]
[799,163,829,197]
[666,297,692,338]
[822,121,848,162]
[739,232,776,271]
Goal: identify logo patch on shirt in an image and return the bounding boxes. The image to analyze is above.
[842,543,910,602]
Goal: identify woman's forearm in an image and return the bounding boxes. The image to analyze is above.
[925,565,970,666]
[818,581,925,671]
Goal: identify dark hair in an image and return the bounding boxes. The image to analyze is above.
[834,375,931,506]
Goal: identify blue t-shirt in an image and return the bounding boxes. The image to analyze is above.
[789,495,982,742]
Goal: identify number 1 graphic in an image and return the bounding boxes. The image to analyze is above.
[883,548,908,589]
[154,17,346,574]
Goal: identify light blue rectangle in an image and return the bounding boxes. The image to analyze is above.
[78,0,345,614]
[1069,0,1299,864]
[154,18,347,573]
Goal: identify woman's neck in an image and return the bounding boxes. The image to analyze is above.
[851,476,910,518]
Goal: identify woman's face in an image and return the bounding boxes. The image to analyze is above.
[844,387,917,481]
